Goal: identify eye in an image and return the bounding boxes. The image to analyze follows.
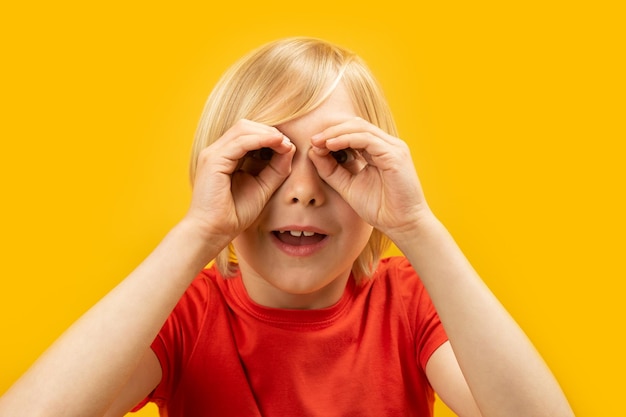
[330,149,355,164]
[239,147,274,175]
[330,148,365,174]
[247,147,274,161]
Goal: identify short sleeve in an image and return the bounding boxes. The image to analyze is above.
[388,257,448,370]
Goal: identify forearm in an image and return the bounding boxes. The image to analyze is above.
[393,215,573,417]
[0,218,227,417]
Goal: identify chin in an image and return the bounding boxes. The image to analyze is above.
[267,266,350,294]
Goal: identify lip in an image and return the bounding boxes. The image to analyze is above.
[270,225,330,257]
[273,224,328,234]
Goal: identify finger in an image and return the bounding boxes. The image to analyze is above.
[195,132,287,183]
[271,135,295,155]
[318,131,393,164]
[310,145,331,157]
[224,119,282,138]
[311,117,396,147]
[308,149,355,197]
[312,125,403,168]
[256,143,296,191]
[214,119,285,157]
[231,144,295,218]
[213,133,289,176]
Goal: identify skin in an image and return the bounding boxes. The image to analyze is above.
[233,86,373,309]
[0,84,574,417]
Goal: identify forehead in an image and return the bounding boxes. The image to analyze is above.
[276,83,357,140]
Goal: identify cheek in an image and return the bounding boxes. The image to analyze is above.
[351,222,374,251]
[231,224,266,260]
[335,197,369,228]
[336,200,374,250]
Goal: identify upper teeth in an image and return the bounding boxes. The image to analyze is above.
[285,230,315,237]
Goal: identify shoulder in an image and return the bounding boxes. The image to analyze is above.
[374,256,416,277]
[152,266,227,365]
[371,256,426,297]
[164,266,224,328]
[371,256,442,330]
[365,256,432,319]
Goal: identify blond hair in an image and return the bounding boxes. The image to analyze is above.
[191,37,395,281]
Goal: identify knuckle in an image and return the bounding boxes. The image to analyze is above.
[198,146,212,162]
[353,116,368,128]
[398,140,410,152]
[232,119,249,132]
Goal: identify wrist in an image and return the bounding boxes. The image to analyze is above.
[174,216,232,264]
[385,207,442,251]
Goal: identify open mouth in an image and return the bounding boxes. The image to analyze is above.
[272,230,327,246]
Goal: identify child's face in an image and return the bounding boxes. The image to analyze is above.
[232,83,374,309]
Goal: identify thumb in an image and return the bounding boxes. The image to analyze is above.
[256,144,295,195]
[308,148,353,197]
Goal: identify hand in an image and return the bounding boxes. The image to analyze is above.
[309,118,432,241]
[186,119,294,241]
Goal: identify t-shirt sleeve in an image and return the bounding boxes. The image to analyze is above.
[390,257,449,370]
[131,273,212,412]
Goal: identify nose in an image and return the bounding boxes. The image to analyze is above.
[281,150,326,207]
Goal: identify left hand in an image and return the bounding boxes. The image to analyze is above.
[309,117,432,241]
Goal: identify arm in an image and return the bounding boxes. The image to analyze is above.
[0,219,218,417]
[426,341,481,417]
[395,211,573,416]
[310,118,574,417]
[102,346,162,417]
[0,120,294,417]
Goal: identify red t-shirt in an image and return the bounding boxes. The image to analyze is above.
[134,256,448,416]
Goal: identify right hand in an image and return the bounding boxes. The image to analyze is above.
[185,119,294,243]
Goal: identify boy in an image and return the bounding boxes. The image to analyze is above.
[0,37,574,417]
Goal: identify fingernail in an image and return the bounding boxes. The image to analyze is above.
[311,146,327,155]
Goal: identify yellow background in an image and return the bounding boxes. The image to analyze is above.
[1,1,624,416]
